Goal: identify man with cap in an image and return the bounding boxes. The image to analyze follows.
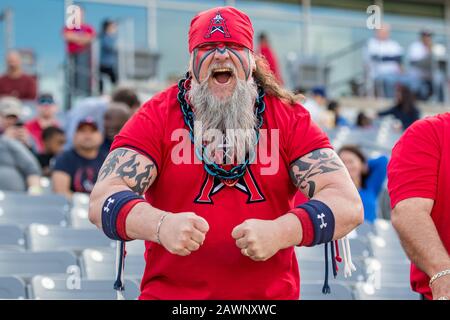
[25,93,60,153]
[89,6,363,299]
[52,117,106,199]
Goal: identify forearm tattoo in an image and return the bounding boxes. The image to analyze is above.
[98,148,156,194]
[289,149,342,198]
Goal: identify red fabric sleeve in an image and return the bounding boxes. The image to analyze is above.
[116,198,146,241]
[387,117,441,209]
[111,96,166,171]
[288,207,314,246]
[287,105,333,164]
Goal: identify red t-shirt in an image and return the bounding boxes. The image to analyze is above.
[25,118,59,153]
[0,74,37,100]
[387,112,450,299]
[63,24,95,54]
[111,84,332,300]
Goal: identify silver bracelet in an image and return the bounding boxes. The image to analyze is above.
[156,213,169,245]
[429,269,450,287]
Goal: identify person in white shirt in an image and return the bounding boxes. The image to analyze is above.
[365,24,404,98]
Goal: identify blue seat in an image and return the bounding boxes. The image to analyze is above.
[0,276,27,299]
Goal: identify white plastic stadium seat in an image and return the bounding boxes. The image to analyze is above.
[30,276,140,300]
[298,258,367,284]
[355,282,420,300]
[70,207,96,229]
[0,191,69,208]
[0,225,26,251]
[27,224,115,253]
[81,248,145,280]
[0,251,78,279]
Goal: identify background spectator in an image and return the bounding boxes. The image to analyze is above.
[51,118,105,198]
[338,145,388,224]
[303,86,334,128]
[0,96,32,148]
[36,126,66,177]
[0,51,37,100]
[101,103,131,154]
[25,93,60,153]
[65,87,140,148]
[406,29,435,100]
[365,24,403,98]
[111,87,141,114]
[0,113,41,192]
[99,19,118,94]
[355,111,373,128]
[257,32,283,84]
[327,100,350,127]
[63,7,96,102]
[378,84,421,130]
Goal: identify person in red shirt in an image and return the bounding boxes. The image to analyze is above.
[388,112,450,300]
[88,6,363,300]
[25,93,60,153]
[257,32,283,84]
[63,7,96,100]
[0,51,37,100]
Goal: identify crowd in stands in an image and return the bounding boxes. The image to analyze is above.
[365,24,445,102]
[0,46,139,200]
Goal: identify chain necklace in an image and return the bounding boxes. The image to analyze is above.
[177,72,266,180]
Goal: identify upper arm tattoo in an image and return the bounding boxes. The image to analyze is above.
[98,148,157,194]
[289,148,343,198]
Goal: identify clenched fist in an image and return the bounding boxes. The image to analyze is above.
[231,219,283,261]
[158,212,209,256]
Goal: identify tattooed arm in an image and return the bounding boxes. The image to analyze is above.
[89,148,209,255]
[289,148,363,239]
[89,148,160,240]
[232,148,363,262]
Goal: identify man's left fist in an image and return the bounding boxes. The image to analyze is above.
[231,219,282,261]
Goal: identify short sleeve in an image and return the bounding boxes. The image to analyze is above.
[110,97,166,172]
[287,105,333,164]
[387,118,441,209]
[53,152,74,176]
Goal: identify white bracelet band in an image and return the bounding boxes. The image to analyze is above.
[156,213,169,245]
[429,269,450,287]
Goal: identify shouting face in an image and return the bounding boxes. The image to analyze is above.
[188,42,258,164]
[191,42,253,100]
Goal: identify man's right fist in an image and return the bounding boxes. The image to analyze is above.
[158,212,209,256]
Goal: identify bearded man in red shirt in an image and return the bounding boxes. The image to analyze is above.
[388,112,450,300]
[89,6,363,300]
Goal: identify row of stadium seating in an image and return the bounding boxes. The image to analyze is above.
[0,190,417,300]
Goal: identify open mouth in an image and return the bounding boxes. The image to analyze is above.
[211,68,234,84]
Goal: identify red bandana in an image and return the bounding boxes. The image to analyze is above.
[188,6,254,53]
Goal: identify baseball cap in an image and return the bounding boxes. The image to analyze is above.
[312,86,327,98]
[37,93,55,106]
[76,117,98,130]
[0,96,23,117]
[420,29,433,37]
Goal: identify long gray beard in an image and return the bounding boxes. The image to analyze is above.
[189,75,258,165]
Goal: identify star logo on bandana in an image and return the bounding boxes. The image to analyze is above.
[204,11,231,39]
